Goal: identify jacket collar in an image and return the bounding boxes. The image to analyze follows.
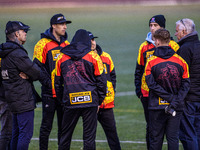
[178,31,199,45]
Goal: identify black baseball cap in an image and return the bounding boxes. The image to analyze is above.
[50,13,71,26]
[88,31,98,39]
[5,21,30,35]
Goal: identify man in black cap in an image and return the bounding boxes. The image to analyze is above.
[88,31,121,150]
[33,13,71,150]
[134,15,179,149]
[0,21,41,150]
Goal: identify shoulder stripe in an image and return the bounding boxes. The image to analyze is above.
[169,40,179,52]
[33,38,52,63]
[101,51,114,72]
[84,51,104,75]
[137,41,155,66]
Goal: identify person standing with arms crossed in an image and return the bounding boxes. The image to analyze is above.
[134,14,179,149]
[175,18,200,150]
[33,13,71,150]
[0,21,40,150]
[88,31,121,150]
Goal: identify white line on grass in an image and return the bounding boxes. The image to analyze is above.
[31,138,170,144]
[31,138,145,143]
[115,91,135,97]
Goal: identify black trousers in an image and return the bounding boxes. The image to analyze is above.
[97,108,121,150]
[140,96,150,150]
[59,106,98,150]
[39,96,63,150]
[0,99,12,150]
[149,109,182,150]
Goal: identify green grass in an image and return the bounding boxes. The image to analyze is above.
[1,3,200,149]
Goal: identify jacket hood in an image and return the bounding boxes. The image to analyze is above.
[0,41,25,58]
[61,29,91,60]
[146,32,155,46]
[41,27,68,44]
[178,31,199,46]
[154,46,175,59]
[96,44,103,56]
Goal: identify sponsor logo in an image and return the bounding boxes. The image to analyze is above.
[146,51,154,59]
[159,97,169,105]
[51,50,60,61]
[150,17,156,23]
[70,91,92,104]
[57,16,65,21]
[1,70,9,79]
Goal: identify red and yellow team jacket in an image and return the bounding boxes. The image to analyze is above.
[53,29,107,108]
[145,46,190,110]
[33,28,70,97]
[96,45,116,109]
[135,33,179,98]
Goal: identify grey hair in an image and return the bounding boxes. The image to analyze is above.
[176,18,195,34]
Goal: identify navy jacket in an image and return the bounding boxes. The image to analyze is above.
[0,41,40,114]
[177,31,200,102]
[145,46,190,111]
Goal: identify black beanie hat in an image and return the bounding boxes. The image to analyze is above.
[149,15,166,28]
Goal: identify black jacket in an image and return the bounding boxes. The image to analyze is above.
[0,41,40,114]
[177,31,200,102]
[0,61,5,101]
[145,46,190,111]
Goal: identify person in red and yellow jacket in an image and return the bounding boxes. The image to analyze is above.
[145,29,190,150]
[88,31,121,150]
[33,13,71,150]
[134,14,179,150]
[54,29,107,150]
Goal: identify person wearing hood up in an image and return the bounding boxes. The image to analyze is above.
[33,13,71,149]
[144,29,190,150]
[0,21,41,150]
[53,29,107,150]
[175,18,200,150]
[88,31,121,150]
[134,14,179,149]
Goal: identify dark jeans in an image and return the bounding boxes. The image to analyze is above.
[97,108,121,150]
[179,101,200,150]
[59,107,98,150]
[0,100,12,150]
[149,109,182,150]
[39,96,63,150]
[11,110,34,150]
[140,96,150,150]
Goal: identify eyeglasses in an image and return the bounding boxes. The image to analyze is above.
[180,19,187,31]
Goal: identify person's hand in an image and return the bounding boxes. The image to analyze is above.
[97,106,100,113]
[19,72,29,79]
